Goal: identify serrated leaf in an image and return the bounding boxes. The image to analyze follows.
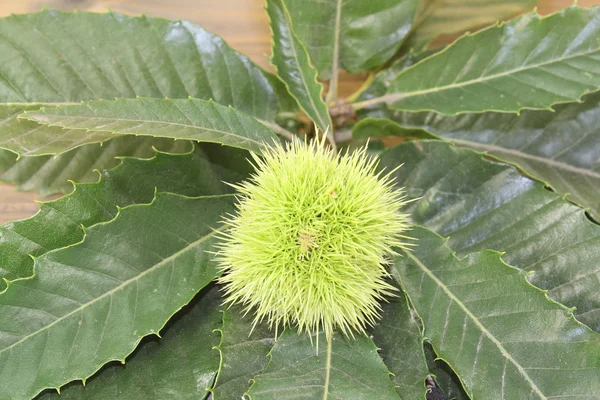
[395,226,600,398]
[283,0,418,79]
[0,193,233,399]
[353,48,437,121]
[0,135,191,196]
[212,305,274,399]
[357,93,600,221]
[0,10,293,156]
[378,140,600,332]
[36,285,223,400]
[377,6,600,115]
[248,329,400,400]
[266,0,332,132]
[410,0,538,49]
[0,105,111,156]
[423,342,470,400]
[22,98,279,154]
[371,291,429,400]
[354,50,600,219]
[0,144,250,288]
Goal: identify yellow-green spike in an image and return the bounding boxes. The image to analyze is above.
[217,137,413,340]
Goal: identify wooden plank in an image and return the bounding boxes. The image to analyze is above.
[0,184,42,224]
[0,0,598,224]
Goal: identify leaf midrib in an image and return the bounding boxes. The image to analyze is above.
[391,43,599,99]
[322,333,332,400]
[405,251,547,399]
[450,138,600,179]
[278,1,330,132]
[23,113,268,149]
[0,220,229,357]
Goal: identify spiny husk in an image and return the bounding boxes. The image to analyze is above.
[217,137,412,340]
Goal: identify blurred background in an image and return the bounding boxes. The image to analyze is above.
[0,0,599,223]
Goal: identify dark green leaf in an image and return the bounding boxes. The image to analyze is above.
[357,91,600,220]
[283,0,418,77]
[248,330,400,400]
[0,193,233,399]
[371,291,429,399]
[0,10,293,156]
[353,48,437,121]
[395,226,600,398]
[36,285,223,400]
[267,0,332,132]
[0,144,250,288]
[0,136,191,196]
[22,98,279,154]
[423,343,469,400]
[0,105,110,156]
[379,141,600,331]
[212,305,274,399]
[378,6,600,114]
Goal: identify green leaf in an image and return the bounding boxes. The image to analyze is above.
[266,0,332,132]
[0,10,293,156]
[353,48,437,121]
[0,136,191,196]
[0,105,113,156]
[353,117,436,141]
[354,50,600,218]
[358,92,600,221]
[212,305,274,399]
[410,0,538,49]
[0,193,233,399]
[36,285,223,400]
[248,330,401,400]
[283,0,418,79]
[22,98,279,154]
[371,291,429,399]
[395,226,600,398]
[0,144,250,288]
[423,343,470,400]
[378,140,600,332]
[377,6,600,115]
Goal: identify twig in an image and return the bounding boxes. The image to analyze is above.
[325,128,337,153]
[351,93,403,111]
[259,119,302,144]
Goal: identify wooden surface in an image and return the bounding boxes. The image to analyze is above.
[0,0,598,224]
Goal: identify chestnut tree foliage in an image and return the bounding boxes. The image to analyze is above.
[1,1,600,399]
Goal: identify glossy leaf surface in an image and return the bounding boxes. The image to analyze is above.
[0,10,293,155]
[0,136,190,196]
[385,6,600,114]
[37,286,223,400]
[249,330,400,400]
[212,306,274,399]
[284,0,418,77]
[379,141,600,331]
[267,0,332,132]
[0,193,232,399]
[395,226,600,398]
[23,98,279,154]
[0,144,250,287]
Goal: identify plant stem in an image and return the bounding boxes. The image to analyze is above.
[325,0,343,104]
[351,93,402,111]
[259,120,302,144]
[322,333,333,400]
[325,128,337,153]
